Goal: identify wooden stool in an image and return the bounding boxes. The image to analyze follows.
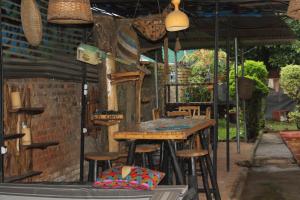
[176,149,221,200]
[119,144,158,169]
[85,152,120,181]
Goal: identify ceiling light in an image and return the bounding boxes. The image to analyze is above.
[165,0,189,32]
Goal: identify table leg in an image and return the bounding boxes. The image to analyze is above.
[167,140,184,185]
[126,140,136,165]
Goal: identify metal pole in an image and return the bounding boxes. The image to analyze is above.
[226,32,230,172]
[213,1,219,178]
[234,37,240,153]
[79,30,88,182]
[155,51,159,108]
[174,51,179,102]
[0,6,4,183]
[241,49,247,142]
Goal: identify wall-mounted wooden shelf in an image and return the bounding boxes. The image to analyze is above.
[9,107,44,115]
[92,119,120,126]
[107,71,144,84]
[22,141,59,150]
[4,170,42,183]
[4,133,25,140]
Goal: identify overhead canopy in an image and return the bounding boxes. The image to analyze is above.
[91,0,296,50]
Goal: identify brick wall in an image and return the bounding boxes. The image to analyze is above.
[4,78,98,182]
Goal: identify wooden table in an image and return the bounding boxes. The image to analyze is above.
[113,118,215,185]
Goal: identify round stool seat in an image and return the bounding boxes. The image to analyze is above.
[85,152,120,161]
[136,144,159,153]
[176,149,208,158]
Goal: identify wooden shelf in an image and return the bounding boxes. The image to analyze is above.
[92,119,120,126]
[22,141,59,150]
[9,107,44,115]
[107,71,144,84]
[4,133,25,140]
[4,170,42,183]
[93,114,123,120]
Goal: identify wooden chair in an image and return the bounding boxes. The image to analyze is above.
[166,111,190,118]
[178,106,200,118]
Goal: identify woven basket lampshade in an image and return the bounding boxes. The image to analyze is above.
[47,0,93,24]
[165,0,189,31]
[21,0,43,46]
[287,0,300,20]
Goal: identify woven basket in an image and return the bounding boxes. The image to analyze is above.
[238,77,254,100]
[21,0,43,46]
[287,0,300,20]
[133,14,166,41]
[47,0,93,24]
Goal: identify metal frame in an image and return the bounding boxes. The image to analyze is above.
[212,1,219,178]
[0,5,4,183]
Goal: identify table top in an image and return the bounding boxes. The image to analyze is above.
[113,118,215,140]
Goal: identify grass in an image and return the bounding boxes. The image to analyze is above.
[264,120,298,132]
[218,118,238,141]
[217,119,298,141]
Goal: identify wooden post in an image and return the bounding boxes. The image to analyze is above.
[106,53,119,152]
[135,72,145,123]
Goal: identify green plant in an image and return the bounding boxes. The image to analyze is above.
[181,49,227,102]
[229,60,269,141]
[280,65,300,129]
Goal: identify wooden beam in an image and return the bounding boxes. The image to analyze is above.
[105,53,119,152]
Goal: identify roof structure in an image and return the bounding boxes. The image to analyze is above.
[91,0,296,50]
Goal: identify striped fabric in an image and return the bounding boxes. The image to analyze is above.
[0,183,188,200]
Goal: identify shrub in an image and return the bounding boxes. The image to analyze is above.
[229,60,269,140]
[280,65,300,128]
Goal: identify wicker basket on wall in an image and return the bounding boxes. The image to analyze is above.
[47,0,93,24]
[21,0,43,46]
[287,0,300,20]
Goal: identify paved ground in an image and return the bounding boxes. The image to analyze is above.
[240,132,300,200]
[198,142,254,200]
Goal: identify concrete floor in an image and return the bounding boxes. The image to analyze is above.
[198,142,254,200]
[240,133,300,200]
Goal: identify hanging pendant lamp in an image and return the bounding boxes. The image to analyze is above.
[47,0,93,24]
[165,0,189,31]
[287,0,300,20]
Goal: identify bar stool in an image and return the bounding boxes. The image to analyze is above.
[119,144,158,169]
[176,149,221,200]
[85,152,120,181]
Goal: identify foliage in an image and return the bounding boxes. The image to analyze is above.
[183,87,211,102]
[280,65,300,101]
[229,60,269,140]
[244,19,300,70]
[280,65,300,128]
[229,60,269,98]
[181,49,227,102]
[182,49,227,83]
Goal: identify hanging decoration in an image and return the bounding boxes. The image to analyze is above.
[21,0,43,46]
[287,0,300,20]
[174,37,181,52]
[47,0,93,24]
[165,0,189,31]
[133,14,166,41]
